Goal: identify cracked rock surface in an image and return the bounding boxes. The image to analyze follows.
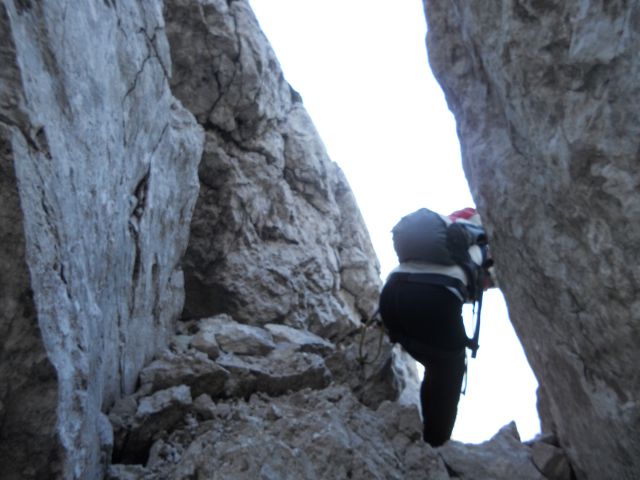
[0,1,203,478]
[164,0,382,339]
[109,384,449,480]
[104,2,572,478]
[425,1,640,478]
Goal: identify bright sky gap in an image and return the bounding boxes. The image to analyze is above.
[249,0,540,443]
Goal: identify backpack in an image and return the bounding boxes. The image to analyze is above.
[392,208,487,274]
[392,208,455,264]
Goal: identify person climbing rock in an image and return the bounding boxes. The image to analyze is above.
[379,207,494,447]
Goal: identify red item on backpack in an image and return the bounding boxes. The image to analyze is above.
[448,207,477,222]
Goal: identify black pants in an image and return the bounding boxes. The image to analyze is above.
[379,274,467,447]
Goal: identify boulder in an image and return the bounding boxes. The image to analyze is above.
[196,314,276,356]
[188,329,220,360]
[265,323,336,356]
[437,422,544,480]
[111,385,193,465]
[218,348,332,398]
[139,352,229,399]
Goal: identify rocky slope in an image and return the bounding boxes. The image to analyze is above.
[106,315,566,480]
[425,1,640,479]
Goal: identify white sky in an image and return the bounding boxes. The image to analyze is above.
[249,0,540,443]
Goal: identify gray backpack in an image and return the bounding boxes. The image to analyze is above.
[392,208,485,266]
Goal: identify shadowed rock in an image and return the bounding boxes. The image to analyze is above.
[139,352,229,399]
[424,1,640,477]
[109,386,451,480]
[110,386,193,465]
[437,423,544,480]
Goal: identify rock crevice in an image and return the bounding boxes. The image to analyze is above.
[3,0,628,478]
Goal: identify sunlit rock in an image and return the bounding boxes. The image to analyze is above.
[196,314,276,356]
[265,323,336,356]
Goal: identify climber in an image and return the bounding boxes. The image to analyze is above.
[378,207,494,447]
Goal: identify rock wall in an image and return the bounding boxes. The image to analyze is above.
[424,1,640,479]
[0,1,203,478]
[165,0,381,339]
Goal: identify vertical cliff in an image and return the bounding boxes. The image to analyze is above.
[424,1,640,479]
[0,1,203,478]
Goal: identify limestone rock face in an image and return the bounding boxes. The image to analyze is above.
[0,1,203,478]
[531,439,573,480]
[424,1,640,478]
[164,0,382,338]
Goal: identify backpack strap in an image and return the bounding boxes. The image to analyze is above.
[467,288,483,358]
[466,245,490,357]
